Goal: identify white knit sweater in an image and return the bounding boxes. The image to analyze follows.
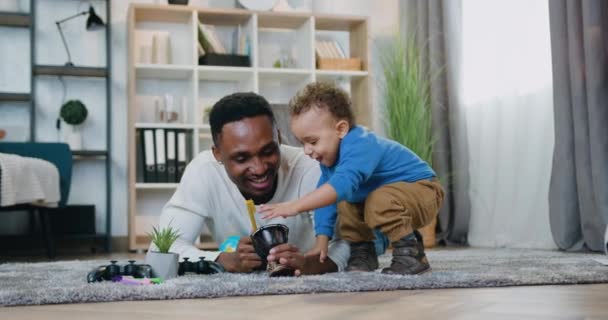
[0,153,60,207]
[154,145,350,271]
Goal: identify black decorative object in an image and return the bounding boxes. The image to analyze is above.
[87,260,153,283]
[250,224,295,277]
[199,53,251,67]
[178,257,225,275]
[55,6,106,66]
[168,0,189,4]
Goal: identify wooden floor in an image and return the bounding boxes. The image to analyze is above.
[1,283,607,319]
[2,253,608,319]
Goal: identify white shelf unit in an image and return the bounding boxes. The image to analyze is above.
[127,4,370,250]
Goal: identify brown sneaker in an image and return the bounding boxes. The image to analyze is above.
[382,232,430,275]
[345,241,379,272]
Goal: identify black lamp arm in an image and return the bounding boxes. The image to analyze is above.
[55,11,87,66]
[55,22,72,66]
[56,11,88,25]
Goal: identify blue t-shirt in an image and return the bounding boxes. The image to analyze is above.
[314,126,436,238]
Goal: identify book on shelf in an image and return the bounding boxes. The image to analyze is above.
[141,129,157,183]
[154,128,168,183]
[198,22,226,54]
[233,25,240,55]
[197,22,214,54]
[138,128,192,184]
[166,130,177,183]
[152,32,172,64]
[315,40,346,59]
[315,39,360,70]
[198,42,206,56]
[135,130,145,182]
[176,130,188,182]
[136,30,172,64]
[334,41,346,58]
[234,25,250,56]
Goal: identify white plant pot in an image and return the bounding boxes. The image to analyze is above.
[145,251,179,280]
[63,124,83,150]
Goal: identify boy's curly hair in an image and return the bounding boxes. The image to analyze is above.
[289,82,355,127]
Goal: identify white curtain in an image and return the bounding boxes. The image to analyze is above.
[458,0,556,248]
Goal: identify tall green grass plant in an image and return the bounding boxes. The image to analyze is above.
[380,35,435,165]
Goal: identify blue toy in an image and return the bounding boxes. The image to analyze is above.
[219,235,240,252]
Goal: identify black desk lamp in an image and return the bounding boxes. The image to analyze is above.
[55,6,105,66]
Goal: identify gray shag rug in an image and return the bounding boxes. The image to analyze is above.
[1,248,607,307]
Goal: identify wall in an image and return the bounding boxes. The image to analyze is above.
[0,0,398,237]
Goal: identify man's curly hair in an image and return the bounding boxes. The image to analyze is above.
[289,82,355,127]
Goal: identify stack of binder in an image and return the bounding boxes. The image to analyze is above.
[138,128,190,183]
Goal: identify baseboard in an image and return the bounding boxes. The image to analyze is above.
[111,236,129,252]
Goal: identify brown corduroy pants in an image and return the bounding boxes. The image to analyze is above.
[338,179,445,243]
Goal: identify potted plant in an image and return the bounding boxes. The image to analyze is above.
[60,99,88,150]
[145,225,181,280]
[380,34,438,247]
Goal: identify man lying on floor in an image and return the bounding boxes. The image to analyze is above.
[151,92,350,275]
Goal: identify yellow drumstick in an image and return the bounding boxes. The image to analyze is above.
[246,199,258,231]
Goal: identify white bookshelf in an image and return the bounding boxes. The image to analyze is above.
[135,183,179,190]
[127,4,370,250]
[135,65,195,80]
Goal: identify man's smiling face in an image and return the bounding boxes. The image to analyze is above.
[212,115,280,204]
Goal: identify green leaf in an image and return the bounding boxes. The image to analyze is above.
[147,224,181,253]
[379,34,436,167]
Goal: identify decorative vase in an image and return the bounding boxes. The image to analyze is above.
[145,251,179,280]
[63,124,82,150]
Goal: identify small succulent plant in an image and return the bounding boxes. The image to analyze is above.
[147,225,181,253]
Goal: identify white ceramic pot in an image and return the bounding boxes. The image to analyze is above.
[145,251,179,280]
[63,125,83,150]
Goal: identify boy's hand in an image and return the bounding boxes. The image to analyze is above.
[258,201,300,219]
[305,235,329,263]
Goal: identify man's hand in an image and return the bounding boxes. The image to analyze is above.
[267,243,337,276]
[216,237,262,273]
[258,201,301,220]
[266,243,307,276]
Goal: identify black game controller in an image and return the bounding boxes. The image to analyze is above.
[87,260,153,283]
[178,257,225,275]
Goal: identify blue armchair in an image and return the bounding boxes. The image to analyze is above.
[0,142,73,258]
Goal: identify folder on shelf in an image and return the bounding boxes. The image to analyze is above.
[155,128,168,183]
[136,129,145,182]
[177,130,187,182]
[166,130,177,183]
[142,129,157,183]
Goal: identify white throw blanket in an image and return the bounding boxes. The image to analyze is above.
[0,153,60,207]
